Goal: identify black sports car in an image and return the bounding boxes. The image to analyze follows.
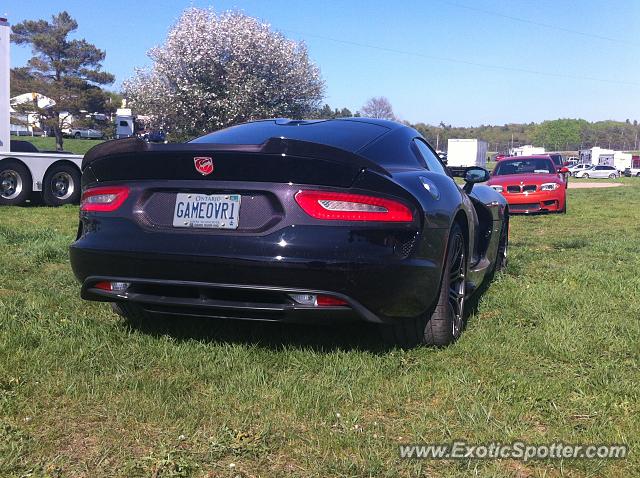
[70,118,508,347]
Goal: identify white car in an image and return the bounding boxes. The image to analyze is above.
[68,128,104,139]
[568,163,591,176]
[575,165,619,179]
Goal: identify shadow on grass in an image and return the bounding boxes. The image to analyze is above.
[123,312,393,353]
[464,270,495,325]
[118,265,500,353]
[120,277,493,353]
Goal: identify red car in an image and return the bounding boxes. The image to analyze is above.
[486,156,568,214]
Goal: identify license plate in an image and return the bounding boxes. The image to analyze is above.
[172,193,241,229]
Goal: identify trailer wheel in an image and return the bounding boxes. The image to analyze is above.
[42,164,81,206]
[0,160,32,206]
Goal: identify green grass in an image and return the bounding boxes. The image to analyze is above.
[1,181,639,477]
[14,136,103,155]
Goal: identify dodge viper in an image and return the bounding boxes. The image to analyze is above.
[487,155,568,214]
[70,118,508,347]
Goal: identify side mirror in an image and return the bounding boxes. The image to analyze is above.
[463,166,490,193]
[559,167,569,174]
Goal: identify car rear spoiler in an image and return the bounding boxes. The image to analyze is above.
[82,137,389,177]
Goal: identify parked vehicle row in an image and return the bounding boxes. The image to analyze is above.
[494,151,637,179]
[3,116,632,349]
[59,127,167,142]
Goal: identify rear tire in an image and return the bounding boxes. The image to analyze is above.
[494,214,509,271]
[0,160,31,206]
[381,223,468,348]
[582,173,589,179]
[42,164,81,206]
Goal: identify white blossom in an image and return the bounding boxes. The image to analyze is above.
[123,8,325,138]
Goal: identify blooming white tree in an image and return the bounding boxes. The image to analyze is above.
[123,8,325,138]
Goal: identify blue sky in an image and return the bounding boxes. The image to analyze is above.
[6,0,640,125]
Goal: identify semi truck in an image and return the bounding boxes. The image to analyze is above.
[446,139,488,176]
[0,16,83,206]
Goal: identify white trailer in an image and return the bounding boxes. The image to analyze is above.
[598,154,614,167]
[579,147,614,166]
[612,152,632,173]
[0,16,83,206]
[115,108,135,139]
[509,145,546,156]
[446,139,487,174]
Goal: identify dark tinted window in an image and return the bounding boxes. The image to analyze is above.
[413,139,448,175]
[549,154,563,166]
[119,121,129,127]
[191,119,390,152]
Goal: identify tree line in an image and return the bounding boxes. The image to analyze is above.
[414,118,640,153]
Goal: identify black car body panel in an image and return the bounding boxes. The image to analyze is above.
[70,118,507,324]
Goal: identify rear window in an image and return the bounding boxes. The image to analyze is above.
[190,119,390,153]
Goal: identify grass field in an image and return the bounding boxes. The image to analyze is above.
[14,136,104,155]
[1,179,639,477]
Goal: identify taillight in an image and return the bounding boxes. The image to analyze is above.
[80,186,130,212]
[294,190,413,222]
[94,281,130,292]
[316,295,348,306]
[288,293,349,307]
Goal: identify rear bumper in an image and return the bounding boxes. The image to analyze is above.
[80,276,371,323]
[70,223,447,324]
[501,190,565,213]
